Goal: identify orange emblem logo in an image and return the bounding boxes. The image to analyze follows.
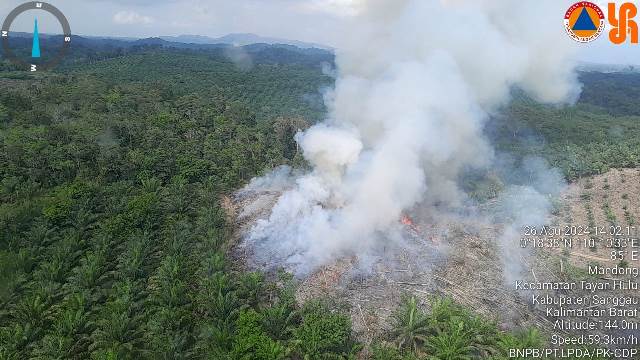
[609,2,638,44]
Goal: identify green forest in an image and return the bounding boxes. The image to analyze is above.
[1,42,638,359]
[494,89,640,181]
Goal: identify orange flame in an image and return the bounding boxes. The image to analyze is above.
[401,214,414,226]
[400,214,420,235]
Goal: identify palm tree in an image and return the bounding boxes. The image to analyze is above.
[141,177,161,194]
[261,301,298,341]
[195,271,233,319]
[194,322,234,357]
[200,228,226,253]
[32,333,74,359]
[164,221,191,256]
[25,219,56,248]
[0,322,39,359]
[426,322,473,360]
[211,288,240,326]
[13,295,51,329]
[36,259,67,283]
[68,250,107,290]
[115,231,153,282]
[153,255,188,308]
[201,252,226,277]
[391,296,430,354]
[89,279,147,358]
[69,205,98,238]
[195,205,226,233]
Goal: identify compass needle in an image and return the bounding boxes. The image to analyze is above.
[32,18,41,58]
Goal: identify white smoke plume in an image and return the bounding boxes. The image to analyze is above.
[224,45,254,71]
[242,0,580,275]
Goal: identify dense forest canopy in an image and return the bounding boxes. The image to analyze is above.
[490,72,640,180]
[1,38,639,359]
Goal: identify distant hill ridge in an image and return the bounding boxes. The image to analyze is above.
[0,32,335,69]
[159,33,331,50]
[7,31,331,50]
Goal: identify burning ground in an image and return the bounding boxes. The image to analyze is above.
[227,167,639,346]
[229,177,557,342]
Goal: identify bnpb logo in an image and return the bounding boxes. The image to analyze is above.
[565,2,639,44]
[564,2,605,42]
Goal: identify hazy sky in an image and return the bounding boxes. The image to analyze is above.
[1,0,639,65]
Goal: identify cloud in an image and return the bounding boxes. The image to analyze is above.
[113,10,154,25]
[296,0,364,16]
[92,0,176,4]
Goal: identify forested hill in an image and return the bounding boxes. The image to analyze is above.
[1,35,334,122]
[65,50,331,123]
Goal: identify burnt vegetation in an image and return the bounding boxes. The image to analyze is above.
[1,38,639,359]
